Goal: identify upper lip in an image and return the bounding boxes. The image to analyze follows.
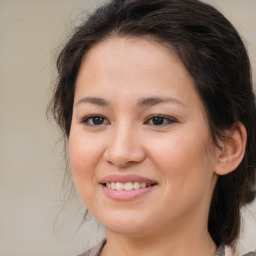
[100,174,157,184]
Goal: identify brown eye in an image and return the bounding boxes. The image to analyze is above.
[152,116,165,125]
[82,115,109,126]
[91,116,105,125]
[145,115,176,126]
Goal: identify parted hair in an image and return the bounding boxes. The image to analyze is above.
[49,0,256,246]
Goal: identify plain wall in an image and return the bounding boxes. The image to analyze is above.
[0,0,255,255]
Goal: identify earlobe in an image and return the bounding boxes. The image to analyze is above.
[214,122,247,176]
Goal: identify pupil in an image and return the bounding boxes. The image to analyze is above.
[153,117,163,125]
[93,116,104,125]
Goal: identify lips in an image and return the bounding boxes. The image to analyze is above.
[100,174,157,200]
[100,174,157,184]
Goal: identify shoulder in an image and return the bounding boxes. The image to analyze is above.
[75,240,106,256]
[216,244,256,256]
[215,244,225,256]
[225,245,256,256]
[242,251,256,256]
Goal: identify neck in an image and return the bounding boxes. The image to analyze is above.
[101,221,217,256]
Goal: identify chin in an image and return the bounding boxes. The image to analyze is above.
[96,211,158,237]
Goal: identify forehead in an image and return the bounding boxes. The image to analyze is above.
[75,36,203,111]
[81,36,182,77]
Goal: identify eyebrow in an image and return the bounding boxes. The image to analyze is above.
[76,97,109,106]
[75,96,185,107]
[137,97,185,107]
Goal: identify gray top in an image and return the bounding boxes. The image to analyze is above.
[76,240,106,256]
[76,240,256,256]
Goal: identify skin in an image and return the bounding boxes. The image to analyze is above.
[69,36,229,256]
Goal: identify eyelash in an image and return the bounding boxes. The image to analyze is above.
[81,114,176,127]
[81,115,109,126]
[144,114,176,126]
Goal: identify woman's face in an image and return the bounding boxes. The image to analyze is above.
[69,37,219,237]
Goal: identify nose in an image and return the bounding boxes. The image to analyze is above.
[103,124,146,168]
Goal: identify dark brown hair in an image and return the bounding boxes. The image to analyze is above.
[49,0,256,246]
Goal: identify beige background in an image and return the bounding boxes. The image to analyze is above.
[0,0,255,255]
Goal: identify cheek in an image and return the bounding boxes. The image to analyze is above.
[68,130,104,201]
[149,132,215,197]
[69,130,103,174]
[151,133,210,170]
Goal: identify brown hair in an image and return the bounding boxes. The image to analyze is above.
[49,0,256,245]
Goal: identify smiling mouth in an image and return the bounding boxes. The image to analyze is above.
[100,175,157,200]
[103,182,156,191]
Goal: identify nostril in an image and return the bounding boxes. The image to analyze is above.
[103,145,146,168]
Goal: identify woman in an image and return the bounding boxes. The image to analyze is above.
[49,0,256,255]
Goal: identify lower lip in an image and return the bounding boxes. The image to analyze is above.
[101,185,156,201]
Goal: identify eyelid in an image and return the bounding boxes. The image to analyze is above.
[144,114,177,126]
[81,114,110,126]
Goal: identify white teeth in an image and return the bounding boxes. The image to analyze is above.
[133,182,140,190]
[141,182,146,188]
[111,182,116,189]
[105,182,151,190]
[115,182,124,191]
[124,182,133,191]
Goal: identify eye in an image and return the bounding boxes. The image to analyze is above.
[145,115,176,126]
[81,115,110,126]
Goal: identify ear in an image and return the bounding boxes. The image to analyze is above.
[214,122,247,176]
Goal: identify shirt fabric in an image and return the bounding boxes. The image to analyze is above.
[76,239,256,256]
